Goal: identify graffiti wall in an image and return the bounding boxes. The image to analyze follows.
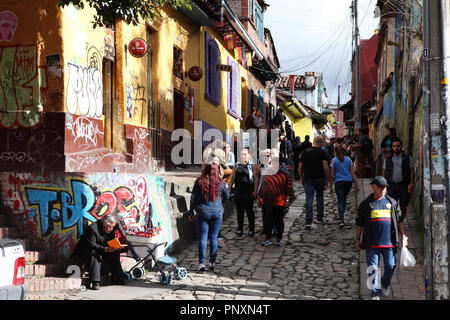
[0,172,172,259]
[0,112,65,172]
[0,44,47,129]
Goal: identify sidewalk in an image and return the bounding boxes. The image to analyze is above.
[356,178,425,300]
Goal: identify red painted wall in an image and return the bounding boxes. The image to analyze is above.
[360,34,379,105]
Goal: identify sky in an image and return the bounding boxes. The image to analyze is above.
[264,0,379,106]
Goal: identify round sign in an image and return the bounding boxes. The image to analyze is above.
[129,38,147,58]
[188,66,203,81]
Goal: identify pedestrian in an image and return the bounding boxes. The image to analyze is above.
[257,148,294,247]
[245,108,257,130]
[293,136,302,180]
[376,128,397,176]
[382,137,415,220]
[300,135,312,153]
[228,148,258,237]
[380,128,397,156]
[189,163,230,271]
[329,146,359,227]
[223,142,235,169]
[73,214,133,290]
[353,128,373,177]
[299,135,330,230]
[202,143,229,248]
[355,176,408,300]
[271,108,286,135]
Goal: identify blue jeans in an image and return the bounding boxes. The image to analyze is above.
[196,210,223,265]
[366,247,396,296]
[334,181,353,221]
[304,178,326,224]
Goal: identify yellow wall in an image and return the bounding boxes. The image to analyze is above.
[294,117,314,141]
[0,0,63,128]
[198,26,246,135]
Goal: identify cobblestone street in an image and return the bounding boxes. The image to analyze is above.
[67,179,361,300]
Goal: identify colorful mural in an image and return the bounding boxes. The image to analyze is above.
[1,172,172,257]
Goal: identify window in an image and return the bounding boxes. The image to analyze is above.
[227,56,241,119]
[173,46,183,80]
[249,0,254,22]
[205,32,220,106]
[255,3,264,42]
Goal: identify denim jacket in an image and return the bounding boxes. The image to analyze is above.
[190,178,230,214]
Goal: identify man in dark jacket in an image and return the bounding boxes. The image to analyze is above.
[355,176,408,300]
[382,137,414,220]
[74,214,131,290]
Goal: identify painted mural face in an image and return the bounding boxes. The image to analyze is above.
[0,11,18,41]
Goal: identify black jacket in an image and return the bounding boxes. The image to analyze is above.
[74,220,127,256]
[355,194,403,254]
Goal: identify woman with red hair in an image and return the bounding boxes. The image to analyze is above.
[189,163,230,271]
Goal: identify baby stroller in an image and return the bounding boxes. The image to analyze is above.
[123,241,188,285]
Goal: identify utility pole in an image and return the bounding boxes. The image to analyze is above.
[423,0,433,300]
[428,0,450,299]
[439,0,450,299]
[353,0,361,130]
[337,85,340,137]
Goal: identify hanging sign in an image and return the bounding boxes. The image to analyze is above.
[128,37,147,58]
[188,66,203,81]
[216,64,232,72]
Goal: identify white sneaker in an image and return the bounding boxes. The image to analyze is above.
[198,263,205,271]
[371,295,381,300]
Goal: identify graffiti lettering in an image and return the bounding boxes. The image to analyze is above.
[66,114,104,147]
[66,63,102,118]
[0,151,33,163]
[24,179,97,238]
[0,45,47,128]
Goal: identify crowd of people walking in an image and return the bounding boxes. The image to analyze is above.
[187,117,415,300]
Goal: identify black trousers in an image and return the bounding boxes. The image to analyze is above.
[235,188,255,232]
[263,205,285,241]
[83,250,123,283]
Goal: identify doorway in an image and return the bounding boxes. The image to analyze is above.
[174,90,184,130]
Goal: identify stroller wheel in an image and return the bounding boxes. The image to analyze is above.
[174,267,187,280]
[159,273,167,285]
[132,267,145,279]
[165,273,172,285]
[123,272,132,282]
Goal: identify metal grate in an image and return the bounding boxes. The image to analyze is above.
[148,98,161,159]
[173,46,183,80]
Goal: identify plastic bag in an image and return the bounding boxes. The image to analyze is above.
[400,237,416,268]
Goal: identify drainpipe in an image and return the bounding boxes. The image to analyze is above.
[423,0,433,300]
[439,0,450,299]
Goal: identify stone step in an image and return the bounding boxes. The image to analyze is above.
[25,276,82,298]
[167,193,191,216]
[25,263,65,277]
[25,250,48,263]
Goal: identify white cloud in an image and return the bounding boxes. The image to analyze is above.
[265,0,379,104]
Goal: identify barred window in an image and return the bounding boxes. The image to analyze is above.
[173,46,183,80]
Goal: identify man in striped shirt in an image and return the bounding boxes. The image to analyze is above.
[355,176,408,300]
